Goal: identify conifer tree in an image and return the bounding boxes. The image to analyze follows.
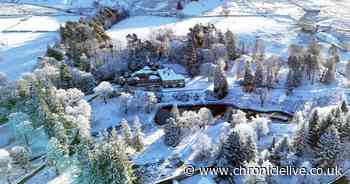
[217,128,257,169]
[225,30,237,61]
[243,62,254,92]
[184,39,198,77]
[121,119,133,146]
[59,63,72,89]
[314,126,341,168]
[307,109,321,149]
[164,117,182,147]
[254,60,265,88]
[291,112,307,156]
[270,136,290,166]
[85,129,135,184]
[170,104,180,121]
[213,67,229,99]
[132,116,144,152]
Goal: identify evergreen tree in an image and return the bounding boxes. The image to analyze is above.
[217,128,257,169]
[270,136,290,166]
[59,63,73,89]
[132,116,144,152]
[164,117,182,147]
[243,62,254,92]
[120,119,133,146]
[47,138,70,174]
[184,39,198,77]
[291,112,307,156]
[341,114,350,141]
[340,100,348,113]
[170,104,180,121]
[225,30,237,61]
[254,60,265,88]
[213,67,229,99]
[307,109,321,149]
[85,130,135,184]
[314,126,341,168]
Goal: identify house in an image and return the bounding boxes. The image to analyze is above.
[158,67,185,88]
[129,66,161,87]
[129,66,185,88]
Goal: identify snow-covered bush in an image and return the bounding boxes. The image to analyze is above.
[250,116,270,140]
[94,81,113,104]
[192,133,213,163]
[10,146,30,171]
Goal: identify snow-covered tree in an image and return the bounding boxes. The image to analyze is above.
[213,67,228,99]
[164,117,182,147]
[145,92,157,113]
[170,104,180,121]
[0,149,11,183]
[94,81,113,104]
[121,119,133,146]
[47,138,70,174]
[322,55,337,84]
[225,30,237,61]
[218,124,257,169]
[198,107,214,127]
[252,38,265,62]
[192,133,213,162]
[243,62,254,92]
[270,136,291,166]
[132,116,144,152]
[307,109,321,149]
[84,130,135,184]
[314,126,341,168]
[291,112,307,156]
[59,63,73,89]
[231,110,247,127]
[254,60,265,88]
[10,146,30,172]
[119,92,132,114]
[184,39,198,77]
[250,116,270,140]
[8,113,34,147]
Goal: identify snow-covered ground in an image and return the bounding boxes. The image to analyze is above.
[0,3,80,80]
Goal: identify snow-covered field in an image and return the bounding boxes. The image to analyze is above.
[0,3,80,80]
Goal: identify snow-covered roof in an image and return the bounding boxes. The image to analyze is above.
[158,67,185,81]
[131,66,158,77]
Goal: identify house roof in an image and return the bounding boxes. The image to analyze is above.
[131,66,158,77]
[158,67,185,81]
